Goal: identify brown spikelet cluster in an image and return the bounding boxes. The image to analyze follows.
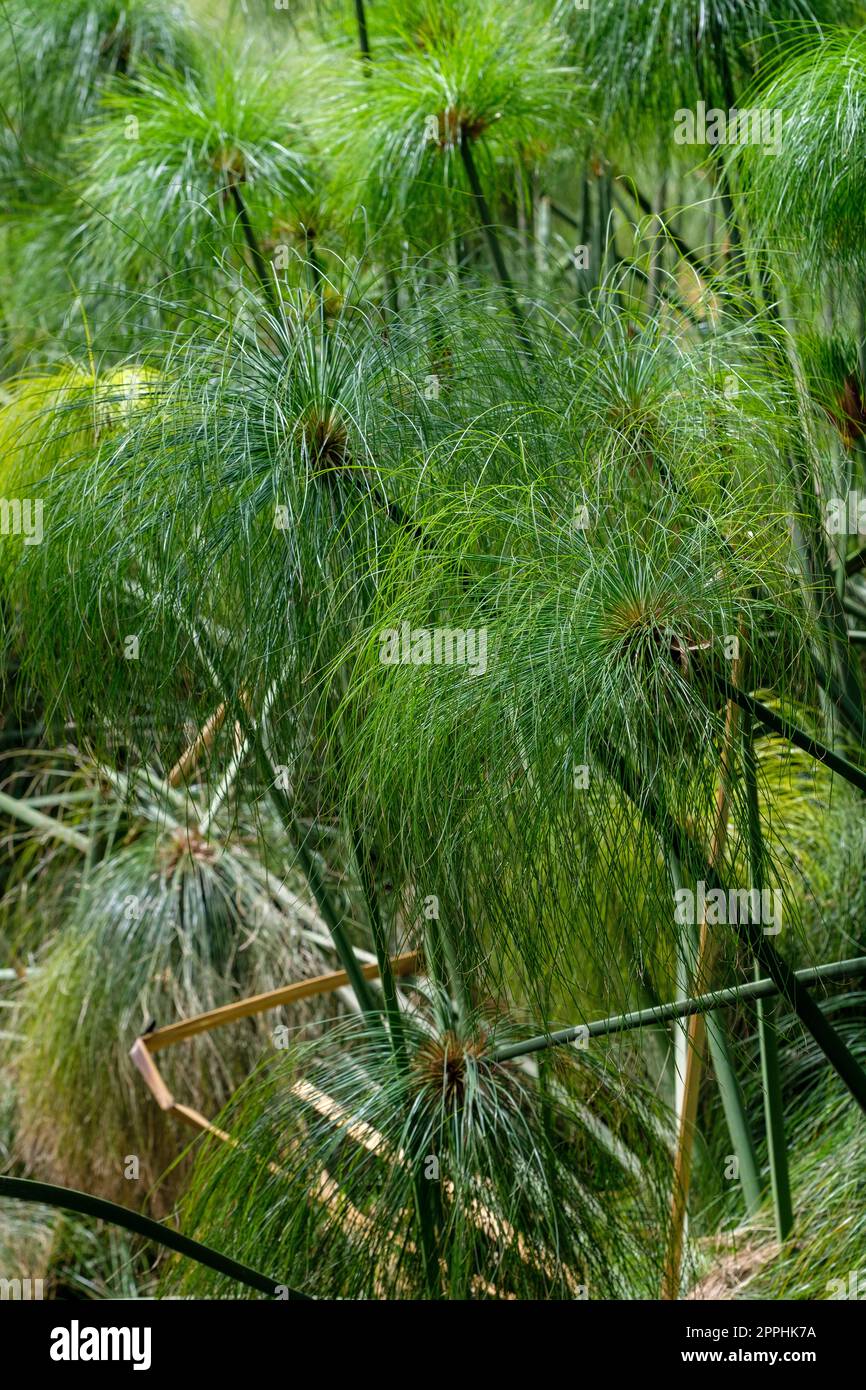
[827,372,866,448]
[603,599,712,675]
[214,146,247,183]
[265,215,315,247]
[412,1030,487,1105]
[158,826,219,877]
[434,107,490,149]
[297,410,351,480]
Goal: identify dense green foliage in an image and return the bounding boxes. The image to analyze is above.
[1,0,866,1302]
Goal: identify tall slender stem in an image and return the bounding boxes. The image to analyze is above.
[492,956,866,1060]
[601,744,866,1113]
[669,852,762,1220]
[0,787,90,853]
[705,1010,763,1216]
[0,1177,310,1300]
[351,826,404,1046]
[349,833,442,1291]
[306,229,324,298]
[725,685,866,796]
[610,176,713,281]
[752,252,866,742]
[459,128,527,335]
[673,919,689,1123]
[186,624,379,1023]
[229,180,278,312]
[742,712,794,1242]
[251,728,379,1021]
[288,825,380,1020]
[648,176,667,310]
[353,0,371,63]
[597,170,612,287]
[663,647,745,1300]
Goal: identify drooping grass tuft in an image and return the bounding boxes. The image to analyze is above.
[169,1010,677,1299]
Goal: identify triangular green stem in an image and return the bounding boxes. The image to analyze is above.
[669,852,762,1219]
[603,747,866,1114]
[742,711,794,1241]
